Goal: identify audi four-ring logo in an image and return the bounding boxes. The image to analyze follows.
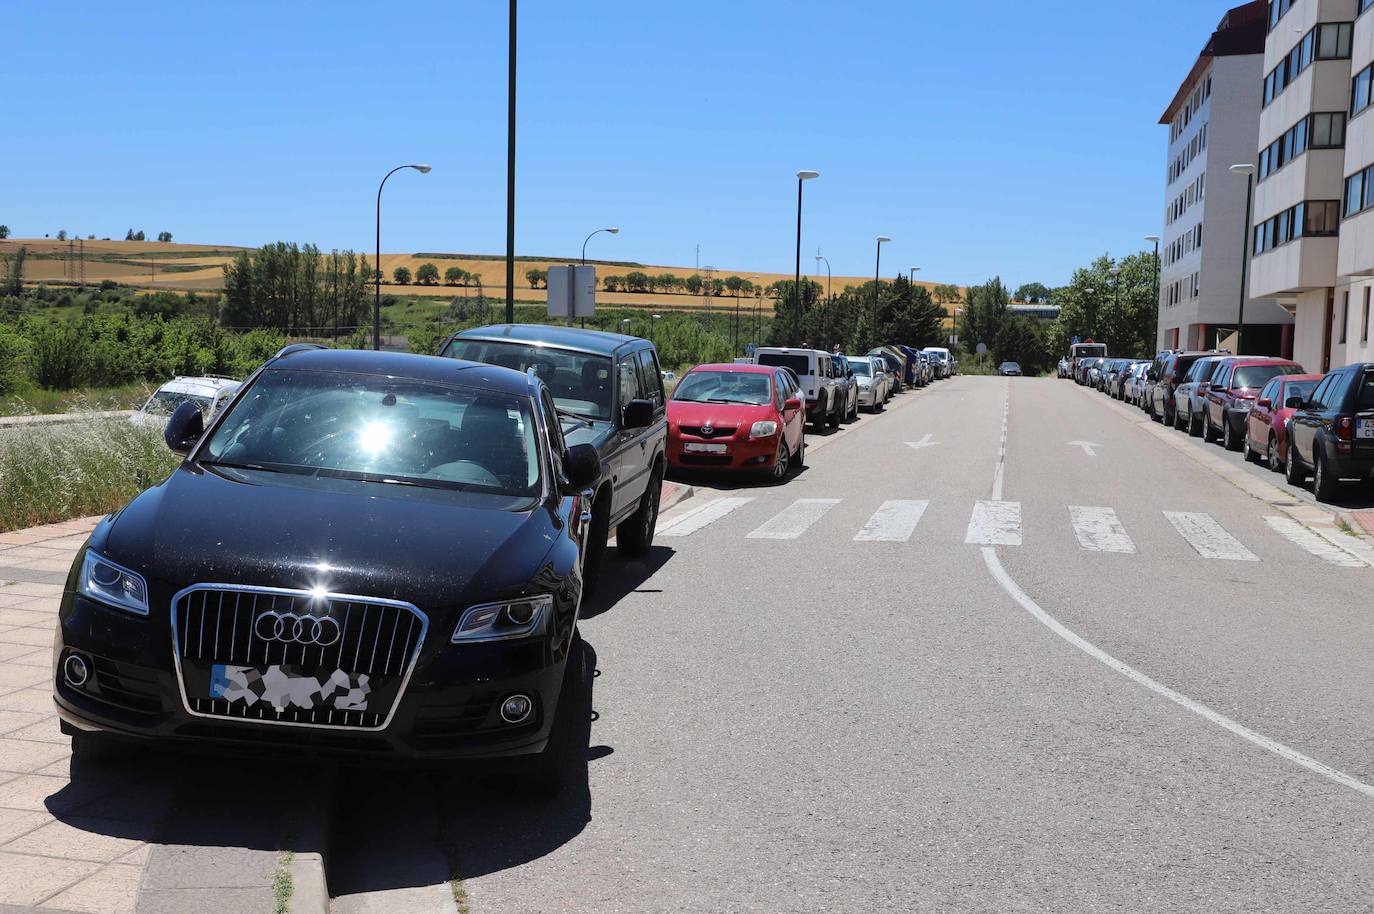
[253,611,341,647]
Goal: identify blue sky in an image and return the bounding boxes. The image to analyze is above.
[4,1,1232,289]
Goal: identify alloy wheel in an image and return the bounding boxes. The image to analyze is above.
[772,440,790,480]
[1268,435,1280,472]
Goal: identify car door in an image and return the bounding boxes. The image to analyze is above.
[774,371,799,452]
[1292,374,1335,464]
[1205,364,1230,428]
[1249,378,1279,447]
[610,352,651,521]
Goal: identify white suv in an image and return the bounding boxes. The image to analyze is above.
[754,347,840,432]
[130,376,241,430]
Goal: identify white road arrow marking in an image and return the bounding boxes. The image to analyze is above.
[1067,440,1100,457]
[906,433,939,450]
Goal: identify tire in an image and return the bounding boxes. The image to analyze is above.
[1313,448,1338,503]
[617,464,662,558]
[1285,432,1308,484]
[848,396,858,423]
[793,433,805,468]
[1222,413,1239,452]
[1242,430,1257,463]
[1189,411,1202,438]
[581,492,611,597]
[1173,407,1185,431]
[809,399,827,434]
[1267,433,1281,473]
[874,396,885,413]
[827,396,841,429]
[512,635,591,799]
[766,438,791,482]
[1202,412,1218,444]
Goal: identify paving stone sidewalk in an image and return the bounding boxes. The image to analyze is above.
[0,517,153,914]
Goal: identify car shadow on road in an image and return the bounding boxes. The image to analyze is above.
[582,545,673,620]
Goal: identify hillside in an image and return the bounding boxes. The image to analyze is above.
[0,238,957,315]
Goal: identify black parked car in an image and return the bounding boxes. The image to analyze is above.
[440,325,668,596]
[1285,362,1374,502]
[996,361,1022,376]
[56,346,601,791]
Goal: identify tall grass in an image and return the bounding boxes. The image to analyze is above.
[0,382,153,417]
[0,417,177,532]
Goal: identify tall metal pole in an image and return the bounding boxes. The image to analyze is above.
[505,0,517,324]
[793,176,804,342]
[816,254,832,300]
[376,164,430,351]
[873,241,882,344]
[1236,173,1253,354]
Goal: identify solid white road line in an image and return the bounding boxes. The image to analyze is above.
[746,498,841,540]
[853,500,930,542]
[1264,515,1370,568]
[658,497,754,537]
[1068,506,1137,554]
[1163,511,1259,562]
[965,500,1022,546]
[981,544,1374,802]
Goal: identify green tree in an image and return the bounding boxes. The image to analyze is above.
[125,229,135,241]
[56,230,67,241]
[133,230,145,242]
[625,271,650,292]
[2,246,27,297]
[0,225,9,239]
[1014,282,1052,303]
[524,268,547,289]
[684,274,703,295]
[602,275,623,292]
[157,231,173,243]
[656,273,679,293]
[445,267,465,286]
[1047,252,1156,360]
[416,262,440,286]
[392,266,411,285]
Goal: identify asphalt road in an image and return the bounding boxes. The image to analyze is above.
[412,374,1374,914]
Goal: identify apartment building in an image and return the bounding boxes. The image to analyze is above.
[1158,1,1288,354]
[1248,0,1358,370]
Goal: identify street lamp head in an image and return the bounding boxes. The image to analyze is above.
[1229,163,1255,176]
[606,227,620,234]
[1109,266,1121,276]
[410,164,433,174]
[1144,234,1161,243]
[797,170,820,181]
[877,236,891,244]
[1085,288,1095,294]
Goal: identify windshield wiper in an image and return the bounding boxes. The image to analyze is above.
[706,398,759,405]
[200,459,282,474]
[556,408,596,430]
[312,467,473,491]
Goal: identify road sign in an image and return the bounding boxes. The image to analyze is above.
[975,342,988,355]
[1072,335,1081,345]
[745,343,757,357]
[547,265,596,323]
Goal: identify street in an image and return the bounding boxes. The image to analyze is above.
[6,375,1374,913]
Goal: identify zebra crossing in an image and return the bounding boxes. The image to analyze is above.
[658,494,1371,567]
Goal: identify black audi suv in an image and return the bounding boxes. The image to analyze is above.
[53,345,600,791]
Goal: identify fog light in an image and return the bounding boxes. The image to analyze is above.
[63,654,90,688]
[500,693,533,724]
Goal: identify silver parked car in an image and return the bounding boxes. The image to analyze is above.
[848,355,887,412]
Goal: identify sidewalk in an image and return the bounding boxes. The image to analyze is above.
[0,516,156,914]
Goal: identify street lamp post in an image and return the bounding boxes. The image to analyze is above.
[1144,234,1161,320]
[873,236,891,346]
[505,0,517,323]
[1230,164,1256,354]
[1084,286,1096,339]
[581,227,619,265]
[375,163,431,351]
[751,275,761,349]
[1109,265,1121,351]
[793,170,820,342]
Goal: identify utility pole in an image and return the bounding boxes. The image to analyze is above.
[504,0,517,323]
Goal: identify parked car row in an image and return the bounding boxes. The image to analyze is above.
[1073,345,1374,503]
[666,344,957,485]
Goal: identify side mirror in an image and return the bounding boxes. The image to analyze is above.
[1147,370,1159,381]
[1285,396,1306,409]
[784,397,802,412]
[164,401,204,456]
[621,398,654,430]
[562,444,600,492]
[1257,398,1272,409]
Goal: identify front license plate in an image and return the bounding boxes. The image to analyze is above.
[209,663,371,712]
[1358,419,1374,439]
[684,443,728,454]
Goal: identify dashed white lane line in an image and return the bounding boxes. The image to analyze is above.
[658,497,753,537]
[984,379,1374,803]
[853,500,929,542]
[1264,515,1370,568]
[746,498,841,540]
[1068,506,1137,554]
[966,500,1022,546]
[1164,511,1259,562]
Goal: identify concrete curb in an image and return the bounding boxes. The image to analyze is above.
[288,851,329,914]
[658,480,695,514]
[286,768,337,914]
[1082,384,1374,566]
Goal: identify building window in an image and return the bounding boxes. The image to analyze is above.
[1258,113,1345,180]
[1270,0,1298,31]
[1267,22,1353,107]
[1341,292,1350,344]
[1339,162,1374,217]
[1363,0,1374,15]
[1253,200,1340,254]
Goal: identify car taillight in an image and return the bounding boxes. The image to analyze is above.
[1339,416,1354,441]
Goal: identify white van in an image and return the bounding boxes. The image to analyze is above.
[922,347,952,379]
[753,347,841,431]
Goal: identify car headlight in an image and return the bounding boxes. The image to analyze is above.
[749,420,779,439]
[452,594,552,643]
[78,549,149,616]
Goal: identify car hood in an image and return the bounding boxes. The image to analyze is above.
[95,463,560,613]
[560,417,614,450]
[668,401,774,429]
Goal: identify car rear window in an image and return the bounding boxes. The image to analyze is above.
[756,353,811,376]
[1233,364,1301,389]
[1285,379,1318,402]
[1173,355,1201,378]
[1357,371,1374,409]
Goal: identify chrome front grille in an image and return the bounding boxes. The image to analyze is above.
[171,585,428,731]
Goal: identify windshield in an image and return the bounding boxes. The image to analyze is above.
[441,338,613,421]
[145,389,213,416]
[201,369,541,497]
[1073,344,1107,358]
[1233,364,1300,389]
[847,360,871,377]
[1286,379,1319,402]
[673,371,772,405]
[756,353,811,376]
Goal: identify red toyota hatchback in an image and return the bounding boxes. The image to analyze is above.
[667,363,806,480]
[1244,373,1321,471]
